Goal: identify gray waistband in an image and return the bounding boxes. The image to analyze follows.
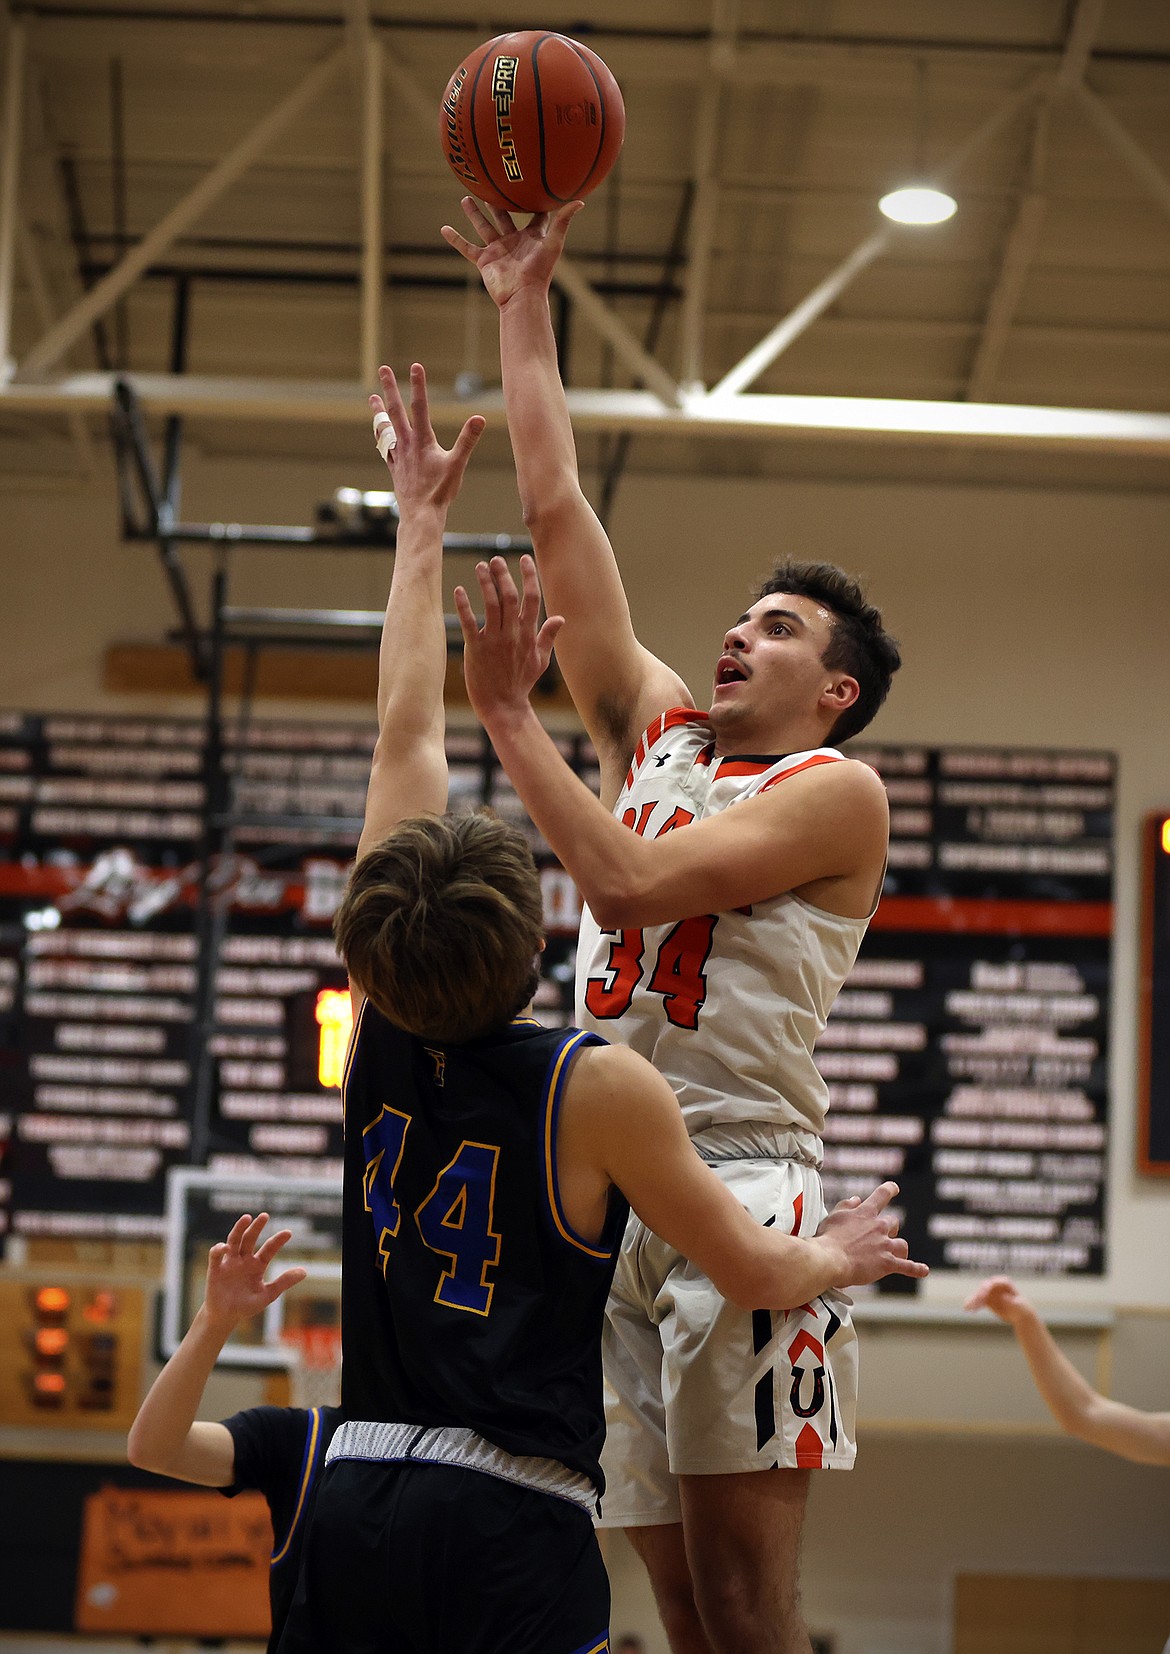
[690,1121,823,1168]
[325,1420,597,1514]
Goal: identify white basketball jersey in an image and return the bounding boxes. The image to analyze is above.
[575,708,873,1141]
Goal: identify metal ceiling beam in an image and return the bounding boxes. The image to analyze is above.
[709,71,1048,400]
[358,22,383,383]
[16,8,1170,80]
[964,116,1047,402]
[17,214,95,469]
[677,0,738,391]
[16,42,347,378]
[965,0,1105,403]
[709,226,891,399]
[709,314,1169,350]
[3,372,1169,454]
[549,237,683,408]
[341,0,384,381]
[1072,83,1170,222]
[0,16,26,379]
[1054,0,1109,90]
[18,38,109,375]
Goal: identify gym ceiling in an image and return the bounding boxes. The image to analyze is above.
[1,0,1168,490]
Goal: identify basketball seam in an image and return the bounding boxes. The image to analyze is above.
[562,39,609,200]
[468,40,526,214]
[531,34,555,206]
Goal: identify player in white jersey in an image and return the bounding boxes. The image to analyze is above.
[448,199,904,1654]
[578,718,866,1144]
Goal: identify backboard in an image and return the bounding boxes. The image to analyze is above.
[161,1166,342,1368]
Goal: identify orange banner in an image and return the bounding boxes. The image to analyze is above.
[871,895,1112,937]
[75,1486,272,1637]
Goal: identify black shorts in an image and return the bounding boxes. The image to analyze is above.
[276,1459,610,1654]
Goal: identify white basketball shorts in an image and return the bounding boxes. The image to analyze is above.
[597,1131,858,1528]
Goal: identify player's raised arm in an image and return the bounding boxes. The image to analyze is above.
[442,199,689,795]
[965,1277,1170,1468]
[127,1214,306,1485]
[563,1044,927,1307]
[357,363,485,862]
[457,556,888,926]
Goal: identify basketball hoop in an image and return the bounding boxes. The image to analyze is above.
[280,1324,342,1411]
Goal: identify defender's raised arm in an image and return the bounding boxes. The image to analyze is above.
[357,363,484,861]
[127,1214,305,1485]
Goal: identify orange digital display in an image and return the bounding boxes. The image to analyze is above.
[34,1326,69,1357]
[34,1286,71,1315]
[84,1289,118,1323]
[315,989,353,1090]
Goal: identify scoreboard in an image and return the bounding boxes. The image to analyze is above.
[0,712,1112,1277]
[1141,811,1170,1175]
[831,743,1111,1278]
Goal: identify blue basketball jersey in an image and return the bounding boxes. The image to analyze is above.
[340,1006,628,1489]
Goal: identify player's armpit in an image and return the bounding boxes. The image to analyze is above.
[132,1420,237,1487]
[593,754,889,929]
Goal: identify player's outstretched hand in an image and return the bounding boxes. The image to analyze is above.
[817,1181,929,1288]
[202,1213,307,1335]
[369,361,485,506]
[441,197,583,308]
[456,554,565,724]
[964,1275,1034,1326]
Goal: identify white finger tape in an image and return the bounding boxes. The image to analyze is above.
[373,414,396,461]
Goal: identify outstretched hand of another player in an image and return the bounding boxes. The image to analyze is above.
[370,361,485,511]
[201,1213,307,1335]
[441,197,583,308]
[964,1275,1033,1326]
[456,554,564,726]
[816,1182,930,1289]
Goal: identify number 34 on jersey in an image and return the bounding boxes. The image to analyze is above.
[584,800,727,1031]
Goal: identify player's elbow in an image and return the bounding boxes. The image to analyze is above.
[519,479,588,540]
[702,1251,772,1314]
[1074,1394,1151,1457]
[588,875,651,933]
[715,1274,762,1313]
[1058,1393,1107,1444]
[125,1424,166,1474]
[587,851,670,930]
[593,882,682,932]
[590,895,630,932]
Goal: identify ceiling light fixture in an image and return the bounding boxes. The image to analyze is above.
[879,60,957,227]
[879,185,958,225]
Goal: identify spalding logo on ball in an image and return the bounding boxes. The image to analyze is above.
[440,31,625,214]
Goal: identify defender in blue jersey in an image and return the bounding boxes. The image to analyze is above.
[276,365,926,1654]
[127,1214,340,1653]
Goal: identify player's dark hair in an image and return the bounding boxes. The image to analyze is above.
[754,559,901,744]
[334,811,543,1045]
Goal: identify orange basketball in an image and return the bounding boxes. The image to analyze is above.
[439,31,625,214]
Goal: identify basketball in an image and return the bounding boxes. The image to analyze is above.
[439,31,625,214]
